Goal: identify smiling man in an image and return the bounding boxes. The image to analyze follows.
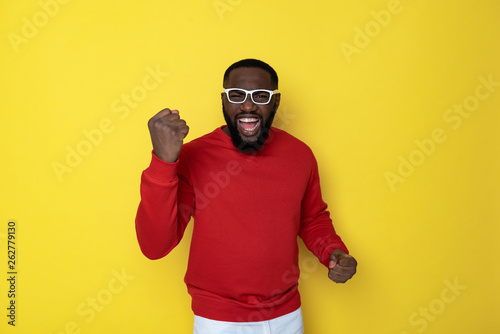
[135,58,357,334]
[221,64,279,153]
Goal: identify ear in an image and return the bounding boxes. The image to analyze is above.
[273,92,281,110]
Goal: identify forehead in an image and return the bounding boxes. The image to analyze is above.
[225,67,273,89]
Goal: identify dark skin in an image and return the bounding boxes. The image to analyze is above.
[221,67,280,144]
[147,109,189,163]
[329,249,357,283]
[147,66,357,283]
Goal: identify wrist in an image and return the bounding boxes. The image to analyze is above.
[153,150,179,163]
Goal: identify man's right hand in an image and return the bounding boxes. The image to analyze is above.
[147,108,189,163]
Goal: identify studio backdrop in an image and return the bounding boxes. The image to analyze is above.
[1,1,499,333]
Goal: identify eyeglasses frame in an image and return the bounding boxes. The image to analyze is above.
[223,88,279,105]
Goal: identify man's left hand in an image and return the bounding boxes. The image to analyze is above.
[328,249,357,283]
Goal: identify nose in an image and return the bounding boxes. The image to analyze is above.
[241,93,257,111]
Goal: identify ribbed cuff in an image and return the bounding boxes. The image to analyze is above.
[322,244,349,267]
[143,151,179,184]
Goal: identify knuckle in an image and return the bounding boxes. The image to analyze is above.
[153,121,165,130]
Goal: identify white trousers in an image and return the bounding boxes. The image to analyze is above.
[193,307,304,334]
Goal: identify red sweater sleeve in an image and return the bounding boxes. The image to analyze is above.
[135,152,194,260]
[298,155,349,267]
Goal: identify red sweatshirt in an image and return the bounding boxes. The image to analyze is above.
[135,126,348,322]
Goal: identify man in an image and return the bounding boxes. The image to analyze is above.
[135,59,357,334]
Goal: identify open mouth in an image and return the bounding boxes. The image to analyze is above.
[237,117,261,137]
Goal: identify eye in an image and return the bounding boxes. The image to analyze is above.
[253,91,270,102]
[227,90,246,102]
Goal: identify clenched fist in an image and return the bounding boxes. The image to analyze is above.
[148,108,189,163]
[328,249,357,283]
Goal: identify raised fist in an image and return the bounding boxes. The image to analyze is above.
[147,108,189,163]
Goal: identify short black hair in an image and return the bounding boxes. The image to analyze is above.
[223,58,278,89]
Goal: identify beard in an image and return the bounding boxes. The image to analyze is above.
[222,103,276,153]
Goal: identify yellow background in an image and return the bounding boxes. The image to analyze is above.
[1,0,499,333]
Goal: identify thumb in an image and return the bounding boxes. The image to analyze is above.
[329,254,337,270]
[171,109,179,114]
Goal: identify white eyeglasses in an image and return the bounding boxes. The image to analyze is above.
[223,88,279,105]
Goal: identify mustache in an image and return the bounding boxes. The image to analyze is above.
[235,112,261,118]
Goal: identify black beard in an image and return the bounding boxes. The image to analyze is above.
[222,103,276,153]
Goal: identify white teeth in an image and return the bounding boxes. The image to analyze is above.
[238,118,260,132]
[239,118,259,123]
